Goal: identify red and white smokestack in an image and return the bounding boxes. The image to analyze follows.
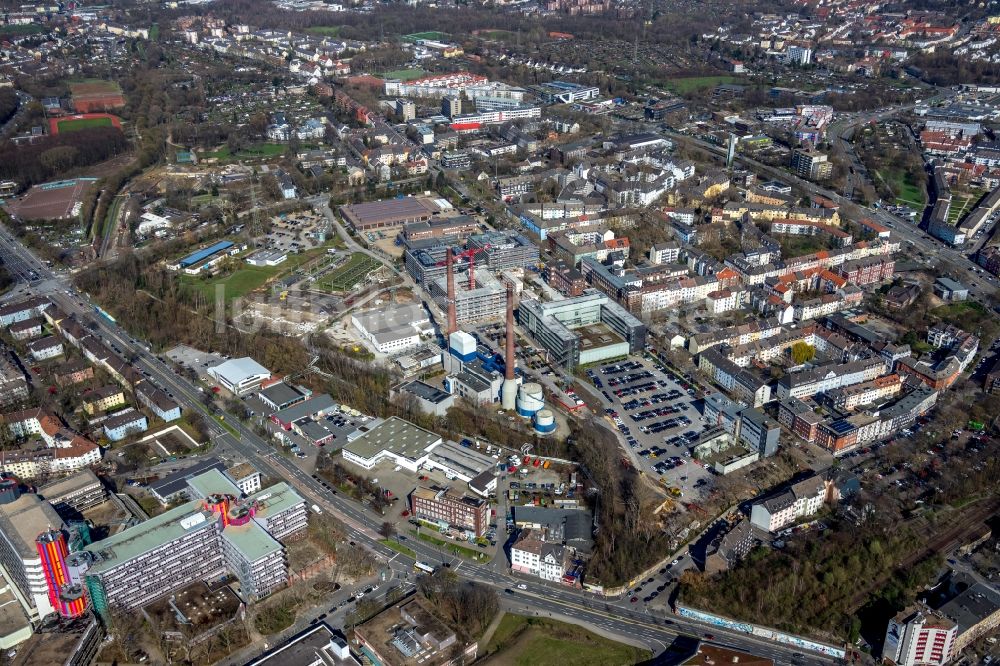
[446,247,458,336]
[500,282,518,410]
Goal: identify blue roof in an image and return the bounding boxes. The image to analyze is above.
[179,241,234,268]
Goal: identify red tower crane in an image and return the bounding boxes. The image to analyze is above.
[437,245,491,291]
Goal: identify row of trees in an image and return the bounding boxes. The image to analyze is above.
[679,519,942,643]
[0,127,128,189]
[416,570,499,641]
[566,424,673,585]
[0,88,18,127]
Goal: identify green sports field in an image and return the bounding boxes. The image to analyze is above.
[57,117,114,133]
[404,31,450,42]
[665,75,741,94]
[381,68,426,81]
[306,26,342,37]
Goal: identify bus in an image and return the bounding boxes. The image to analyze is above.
[414,561,436,575]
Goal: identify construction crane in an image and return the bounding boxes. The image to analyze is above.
[437,245,491,291]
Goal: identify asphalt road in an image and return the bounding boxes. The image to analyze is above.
[0,234,847,664]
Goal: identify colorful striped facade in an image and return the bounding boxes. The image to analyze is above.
[35,529,87,618]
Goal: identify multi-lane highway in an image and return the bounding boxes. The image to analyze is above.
[0,228,846,663]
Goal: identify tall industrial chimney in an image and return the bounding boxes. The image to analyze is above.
[504,284,515,380]
[446,247,457,336]
[500,283,519,410]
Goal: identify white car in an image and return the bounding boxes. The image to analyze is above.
[516,584,527,590]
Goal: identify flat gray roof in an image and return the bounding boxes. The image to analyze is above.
[259,382,305,407]
[0,494,64,558]
[38,469,102,499]
[342,416,440,463]
[247,624,357,666]
[149,457,225,499]
[273,394,337,424]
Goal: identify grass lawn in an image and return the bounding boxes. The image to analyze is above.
[239,143,286,157]
[0,24,44,36]
[774,233,838,258]
[380,539,416,558]
[932,300,999,344]
[945,190,985,224]
[478,30,516,40]
[182,248,322,301]
[881,167,926,207]
[306,25,342,36]
[665,75,740,94]
[482,614,650,666]
[200,143,287,161]
[381,68,427,81]
[410,530,488,561]
[57,117,114,133]
[947,195,974,224]
[317,252,380,292]
[190,194,223,206]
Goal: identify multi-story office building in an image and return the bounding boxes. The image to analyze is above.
[517,291,646,373]
[410,486,489,537]
[790,147,830,180]
[466,231,540,271]
[83,470,307,621]
[736,408,781,457]
[883,607,957,666]
[83,503,228,618]
[38,470,106,518]
[0,488,64,620]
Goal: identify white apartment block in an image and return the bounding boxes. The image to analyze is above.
[750,476,825,532]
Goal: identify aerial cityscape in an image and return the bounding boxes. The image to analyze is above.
[0,0,996,665]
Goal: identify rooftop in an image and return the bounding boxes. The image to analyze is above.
[0,493,65,559]
[149,456,226,499]
[247,624,358,666]
[186,468,241,498]
[343,416,441,463]
[209,357,270,384]
[84,501,217,575]
[38,469,102,499]
[938,582,1000,633]
[399,381,452,405]
[221,520,282,563]
[259,382,305,408]
[249,482,305,522]
[272,394,337,424]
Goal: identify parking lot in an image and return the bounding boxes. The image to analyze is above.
[586,358,714,497]
[165,344,227,379]
[258,209,325,255]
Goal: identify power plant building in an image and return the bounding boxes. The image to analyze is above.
[518,290,646,372]
[428,270,505,324]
